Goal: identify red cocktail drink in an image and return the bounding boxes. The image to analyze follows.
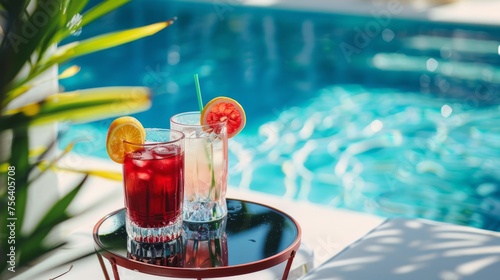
[123,128,185,243]
[123,148,183,226]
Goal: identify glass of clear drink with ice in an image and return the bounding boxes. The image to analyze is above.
[170,112,228,222]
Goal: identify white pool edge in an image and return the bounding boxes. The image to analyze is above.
[188,0,500,27]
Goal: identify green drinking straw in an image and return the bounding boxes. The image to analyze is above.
[194,74,203,111]
[194,73,216,197]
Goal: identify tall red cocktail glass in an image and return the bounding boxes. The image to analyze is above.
[123,128,184,243]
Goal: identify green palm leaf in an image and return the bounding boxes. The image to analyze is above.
[0,0,62,95]
[5,19,174,103]
[52,0,128,44]
[19,175,88,266]
[0,0,177,276]
[46,20,174,67]
[1,86,151,130]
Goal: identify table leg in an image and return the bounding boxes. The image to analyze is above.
[96,252,111,280]
[281,250,297,280]
[109,257,121,280]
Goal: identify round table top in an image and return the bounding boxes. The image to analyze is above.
[93,198,302,278]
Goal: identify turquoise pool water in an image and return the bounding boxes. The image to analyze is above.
[61,0,500,231]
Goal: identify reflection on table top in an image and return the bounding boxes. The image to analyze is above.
[94,198,301,270]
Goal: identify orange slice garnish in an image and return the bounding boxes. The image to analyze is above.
[200,96,246,138]
[106,116,146,163]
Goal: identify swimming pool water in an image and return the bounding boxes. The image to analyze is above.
[60,0,500,231]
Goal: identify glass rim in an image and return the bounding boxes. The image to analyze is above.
[123,128,185,147]
[170,111,226,128]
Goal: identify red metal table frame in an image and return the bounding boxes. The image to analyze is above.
[93,198,302,280]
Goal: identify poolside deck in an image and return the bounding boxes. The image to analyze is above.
[20,154,500,279]
[13,155,383,279]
